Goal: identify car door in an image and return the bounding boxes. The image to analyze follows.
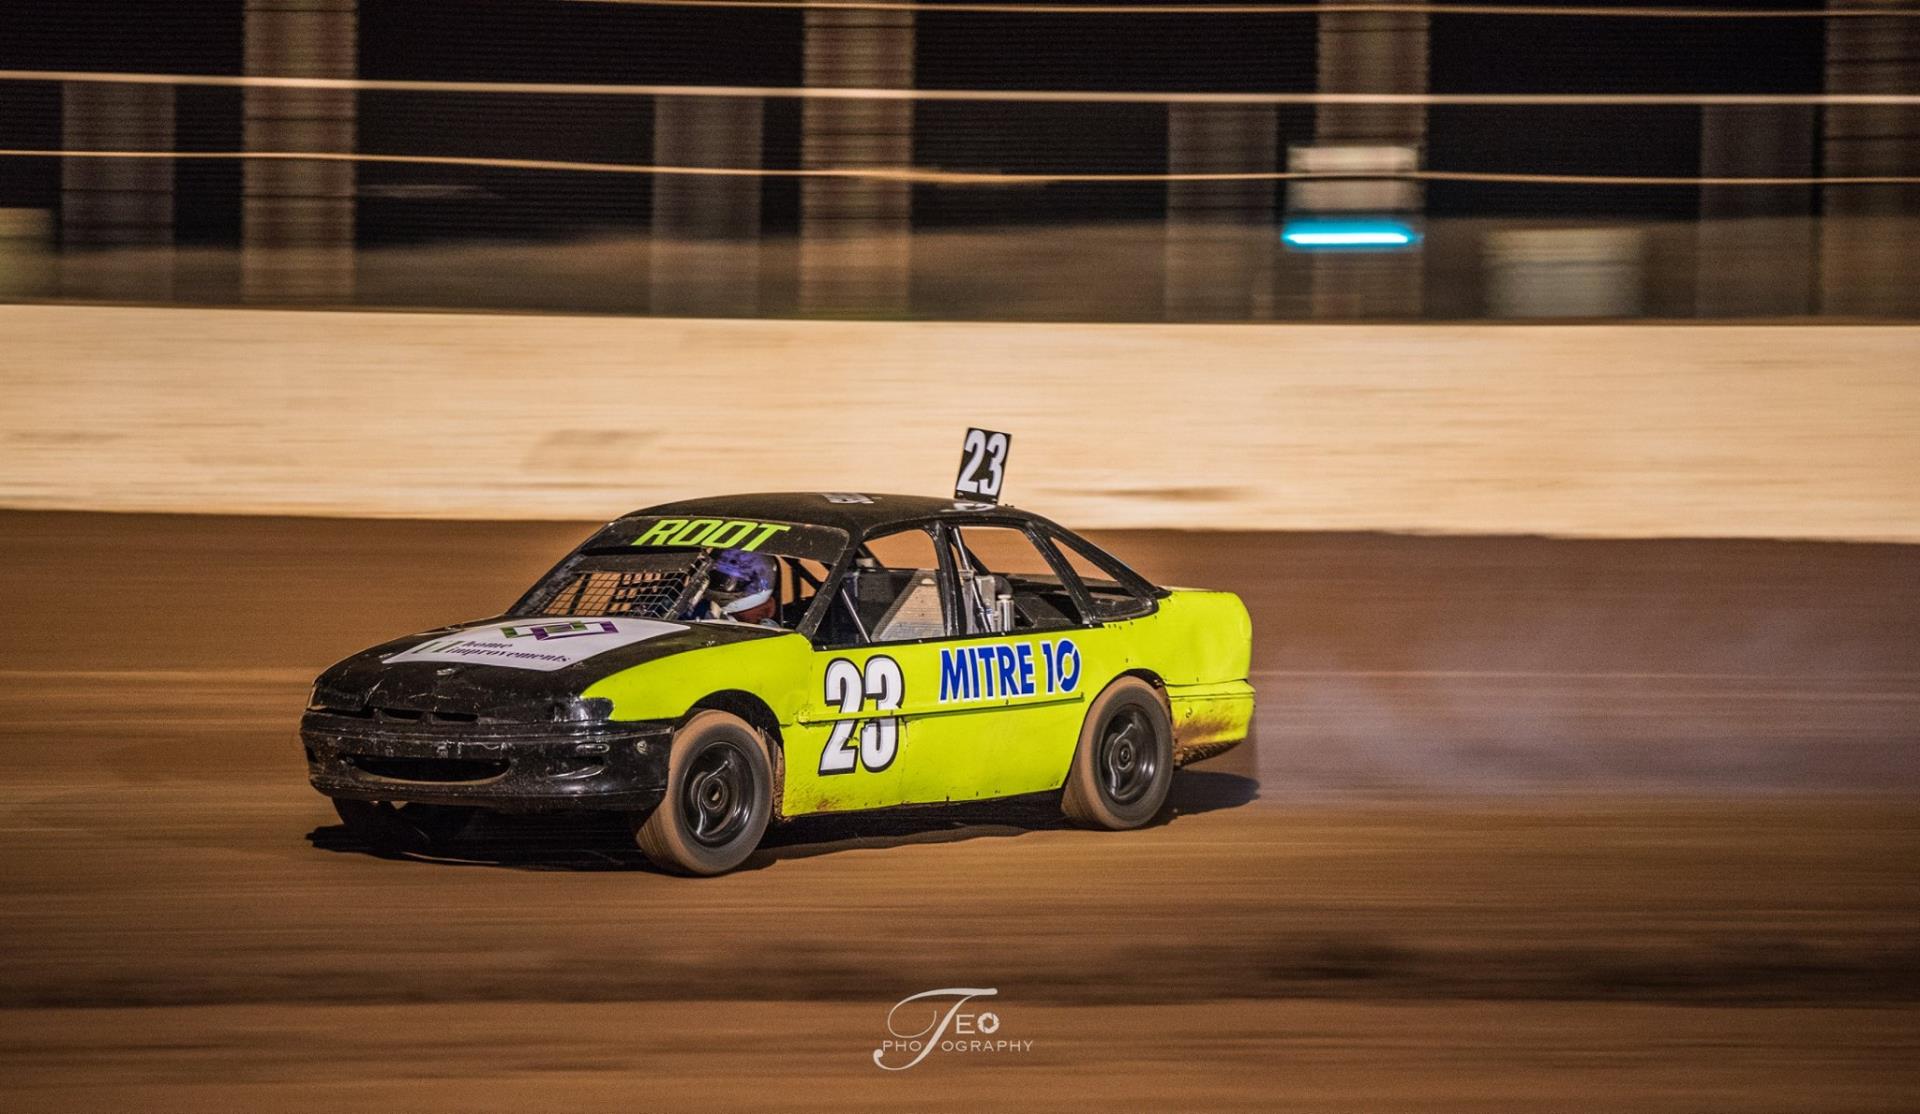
[786,524,957,815]
[915,520,1104,801]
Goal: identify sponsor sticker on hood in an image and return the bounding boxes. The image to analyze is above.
[383,617,680,672]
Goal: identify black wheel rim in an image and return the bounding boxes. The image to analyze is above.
[683,740,754,848]
[1098,706,1159,806]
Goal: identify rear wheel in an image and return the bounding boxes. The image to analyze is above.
[633,710,773,876]
[1062,677,1174,830]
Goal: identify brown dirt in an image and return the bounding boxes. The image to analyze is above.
[1,511,1915,1110]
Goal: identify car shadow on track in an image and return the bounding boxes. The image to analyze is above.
[304,769,1259,874]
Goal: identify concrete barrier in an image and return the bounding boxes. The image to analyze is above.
[1,304,1915,540]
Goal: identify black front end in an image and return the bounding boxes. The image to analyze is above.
[298,618,724,813]
[300,585,788,815]
[302,709,674,812]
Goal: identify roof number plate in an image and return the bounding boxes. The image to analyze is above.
[954,428,1011,504]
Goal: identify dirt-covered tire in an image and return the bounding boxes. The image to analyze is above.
[1061,677,1174,830]
[332,799,476,853]
[633,710,773,876]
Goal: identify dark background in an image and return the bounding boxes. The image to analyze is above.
[0,0,1829,243]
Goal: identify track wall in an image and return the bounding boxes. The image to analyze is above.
[2,305,1914,539]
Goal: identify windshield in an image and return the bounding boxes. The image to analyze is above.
[513,517,848,631]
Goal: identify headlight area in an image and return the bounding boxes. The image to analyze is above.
[551,696,614,724]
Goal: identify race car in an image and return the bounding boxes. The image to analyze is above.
[302,437,1253,874]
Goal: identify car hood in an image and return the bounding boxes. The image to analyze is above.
[309,616,786,722]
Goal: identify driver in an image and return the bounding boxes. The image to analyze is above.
[699,549,781,625]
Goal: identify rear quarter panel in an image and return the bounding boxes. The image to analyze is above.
[1132,589,1256,763]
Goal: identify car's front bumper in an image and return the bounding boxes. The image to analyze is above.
[301,713,674,812]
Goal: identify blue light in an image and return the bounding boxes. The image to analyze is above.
[1281,219,1422,251]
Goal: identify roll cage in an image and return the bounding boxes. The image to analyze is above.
[796,514,1161,650]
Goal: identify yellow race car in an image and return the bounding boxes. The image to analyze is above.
[303,480,1253,874]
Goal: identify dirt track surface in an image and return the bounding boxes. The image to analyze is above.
[1,512,1916,1110]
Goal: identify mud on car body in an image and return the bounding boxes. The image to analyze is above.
[303,490,1254,875]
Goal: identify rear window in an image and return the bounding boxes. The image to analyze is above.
[1044,529,1157,620]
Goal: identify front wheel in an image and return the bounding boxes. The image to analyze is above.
[633,710,773,876]
[1061,677,1174,830]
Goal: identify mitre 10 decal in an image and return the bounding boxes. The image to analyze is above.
[938,637,1081,704]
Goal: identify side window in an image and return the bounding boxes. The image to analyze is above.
[1047,530,1156,621]
[945,525,1087,634]
[818,527,949,646]
[779,557,831,630]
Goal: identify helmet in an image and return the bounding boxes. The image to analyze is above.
[706,549,778,616]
